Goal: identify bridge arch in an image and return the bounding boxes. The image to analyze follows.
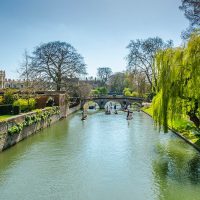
[104,100,123,109]
[81,96,144,109]
[81,99,101,109]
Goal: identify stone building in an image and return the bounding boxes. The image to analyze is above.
[0,70,26,89]
[0,70,5,89]
[4,79,25,89]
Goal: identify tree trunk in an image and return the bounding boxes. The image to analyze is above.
[57,84,61,91]
[187,100,200,129]
[188,112,200,129]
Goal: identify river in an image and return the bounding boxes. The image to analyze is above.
[0,110,200,200]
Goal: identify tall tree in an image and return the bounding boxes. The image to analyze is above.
[125,70,151,96]
[108,72,126,94]
[27,41,86,91]
[152,34,200,132]
[97,67,112,86]
[179,0,200,39]
[78,83,92,99]
[126,37,173,91]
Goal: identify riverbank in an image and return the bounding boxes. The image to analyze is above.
[0,104,81,152]
[142,106,200,152]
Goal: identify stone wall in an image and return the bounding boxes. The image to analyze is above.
[66,104,81,116]
[0,104,81,152]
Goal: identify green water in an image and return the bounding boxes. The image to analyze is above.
[0,111,200,200]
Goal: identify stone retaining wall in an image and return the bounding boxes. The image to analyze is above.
[0,104,81,152]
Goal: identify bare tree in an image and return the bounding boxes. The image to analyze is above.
[126,37,173,91]
[19,50,32,89]
[97,67,112,86]
[179,0,200,39]
[26,41,86,91]
[78,83,92,99]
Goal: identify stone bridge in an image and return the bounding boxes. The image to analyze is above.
[81,96,144,109]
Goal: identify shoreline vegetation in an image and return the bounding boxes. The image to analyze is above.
[142,106,200,151]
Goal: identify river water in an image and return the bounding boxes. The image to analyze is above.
[0,110,200,200]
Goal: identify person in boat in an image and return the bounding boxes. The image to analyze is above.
[105,106,111,114]
[124,104,128,111]
[81,110,87,120]
[126,109,133,120]
[114,104,118,114]
[127,110,130,118]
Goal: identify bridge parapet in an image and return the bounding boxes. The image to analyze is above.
[81,96,144,109]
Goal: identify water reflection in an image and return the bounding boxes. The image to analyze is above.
[153,139,200,200]
[0,111,200,200]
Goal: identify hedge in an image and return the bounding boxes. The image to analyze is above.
[0,104,13,115]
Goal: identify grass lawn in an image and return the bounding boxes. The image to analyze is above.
[0,115,14,121]
[142,106,200,148]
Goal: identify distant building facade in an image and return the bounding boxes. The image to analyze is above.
[4,79,25,89]
[0,70,26,89]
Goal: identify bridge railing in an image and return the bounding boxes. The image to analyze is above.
[83,95,145,100]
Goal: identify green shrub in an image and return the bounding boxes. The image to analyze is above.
[8,123,23,134]
[131,92,139,97]
[13,99,28,112]
[92,87,108,96]
[3,90,19,104]
[0,104,13,115]
[7,106,60,135]
[13,98,36,112]
[28,98,36,111]
[0,96,4,104]
[13,105,21,115]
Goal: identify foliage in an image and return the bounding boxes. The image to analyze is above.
[125,70,149,96]
[179,0,200,39]
[78,83,92,99]
[0,105,13,115]
[28,98,36,110]
[126,37,173,91]
[0,96,4,104]
[8,123,23,134]
[7,106,60,134]
[91,87,108,96]
[108,72,126,94]
[152,34,200,132]
[97,67,112,86]
[13,98,36,112]
[123,88,139,97]
[131,92,139,97]
[22,41,86,91]
[142,106,153,116]
[13,106,21,115]
[123,88,132,96]
[3,90,19,104]
[143,106,200,147]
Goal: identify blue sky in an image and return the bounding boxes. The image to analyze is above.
[0,0,188,78]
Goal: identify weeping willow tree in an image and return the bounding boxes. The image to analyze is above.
[152,34,200,132]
